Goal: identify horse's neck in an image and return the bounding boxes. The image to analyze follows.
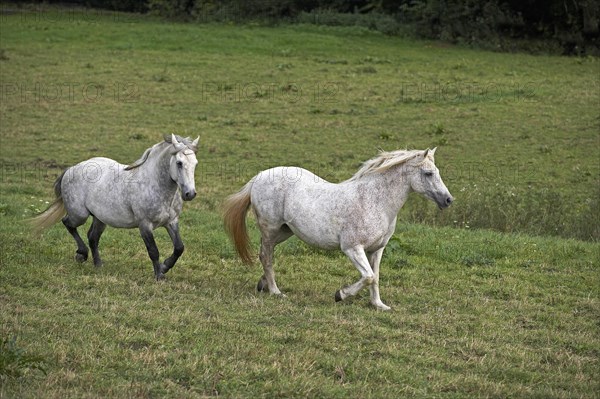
[354,165,412,214]
[136,146,176,193]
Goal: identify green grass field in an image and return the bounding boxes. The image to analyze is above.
[1,6,599,398]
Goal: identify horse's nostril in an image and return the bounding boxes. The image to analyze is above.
[186,191,197,200]
[446,197,453,204]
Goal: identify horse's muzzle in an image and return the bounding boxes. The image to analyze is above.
[438,194,454,209]
[182,189,197,201]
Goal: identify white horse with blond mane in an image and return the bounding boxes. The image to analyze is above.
[224,148,453,310]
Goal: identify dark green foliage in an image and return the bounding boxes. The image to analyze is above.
[396,0,599,54]
[147,0,195,19]
[15,0,598,54]
[15,0,150,12]
[297,9,403,35]
[398,1,518,43]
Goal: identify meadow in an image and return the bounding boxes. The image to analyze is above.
[1,6,599,398]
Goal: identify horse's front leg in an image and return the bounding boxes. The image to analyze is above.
[163,221,184,274]
[367,248,391,311]
[139,223,166,280]
[336,245,375,304]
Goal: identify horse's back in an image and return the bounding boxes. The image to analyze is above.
[254,166,324,185]
[251,166,319,210]
[251,166,329,202]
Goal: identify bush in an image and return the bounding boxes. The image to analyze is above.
[147,0,196,20]
[398,1,522,45]
[397,0,599,55]
[11,0,150,13]
[297,9,403,35]
[148,0,302,22]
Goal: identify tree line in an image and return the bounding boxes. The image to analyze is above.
[13,0,600,55]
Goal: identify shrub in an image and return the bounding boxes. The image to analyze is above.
[297,9,403,35]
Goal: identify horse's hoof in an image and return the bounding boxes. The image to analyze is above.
[371,299,392,311]
[335,290,343,302]
[94,261,103,268]
[257,279,266,292]
[160,264,170,275]
[155,273,166,281]
[75,253,88,263]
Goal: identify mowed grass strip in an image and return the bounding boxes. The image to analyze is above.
[1,7,599,398]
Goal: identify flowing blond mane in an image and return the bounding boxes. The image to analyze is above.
[348,149,424,181]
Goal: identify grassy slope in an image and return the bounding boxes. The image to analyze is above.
[1,10,598,239]
[1,8,599,398]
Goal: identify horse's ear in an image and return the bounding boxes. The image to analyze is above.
[424,147,436,159]
[192,136,199,149]
[167,134,185,153]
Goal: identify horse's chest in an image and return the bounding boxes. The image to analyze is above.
[343,213,395,251]
[139,196,181,226]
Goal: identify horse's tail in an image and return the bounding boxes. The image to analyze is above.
[223,181,254,264]
[30,171,67,235]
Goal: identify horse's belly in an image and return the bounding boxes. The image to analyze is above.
[88,198,177,229]
[284,181,344,250]
[286,218,340,250]
[87,203,137,228]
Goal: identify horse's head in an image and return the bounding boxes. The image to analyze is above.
[409,148,453,209]
[168,134,199,201]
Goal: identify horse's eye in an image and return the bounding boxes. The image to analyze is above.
[424,171,434,177]
[176,161,183,168]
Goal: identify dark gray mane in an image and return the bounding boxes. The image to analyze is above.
[163,134,198,152]
[125,135,197,171]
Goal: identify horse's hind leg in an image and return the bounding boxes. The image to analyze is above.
[62,214,89,262]
[87,217,106,267]
[257,225,293,295]
[258,238,282,295]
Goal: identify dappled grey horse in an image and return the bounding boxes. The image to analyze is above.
[224,148,453,310]
[32,135,199,279]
